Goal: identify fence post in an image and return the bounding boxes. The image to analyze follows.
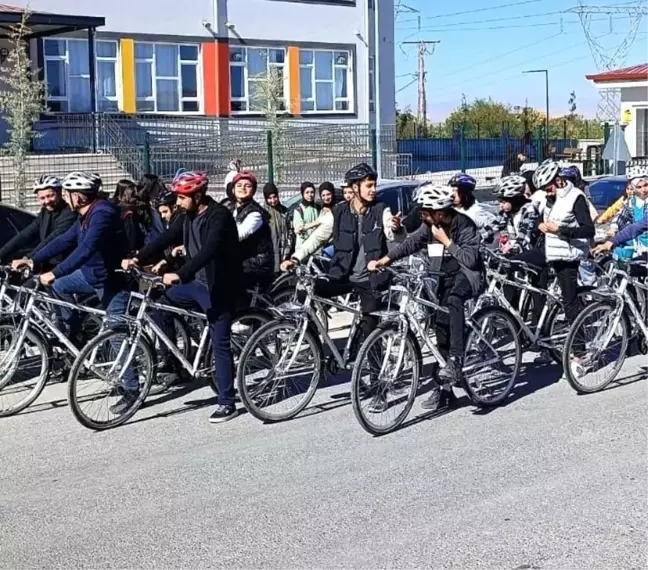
[536,126,544,163]
[585,120,589,139]
[266,130,275,184]
[603,122,611,175]
[563,119,567,140]
[370,127,378,173]
[459,123,467,172]
[143,132,151,175]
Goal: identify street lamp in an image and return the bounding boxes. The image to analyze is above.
[522,69,549,141]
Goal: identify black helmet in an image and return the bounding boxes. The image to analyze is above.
[154,190,176,208]
[345,163,377,185]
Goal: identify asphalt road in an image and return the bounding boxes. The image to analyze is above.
[1,343,646,569]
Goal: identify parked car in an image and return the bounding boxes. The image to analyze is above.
[0,204,37,261]
[587,176,628,213]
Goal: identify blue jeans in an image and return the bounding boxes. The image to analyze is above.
[52,270,137,390]
[152,281,235,407]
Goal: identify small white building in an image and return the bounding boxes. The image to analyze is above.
[587,63,648,158]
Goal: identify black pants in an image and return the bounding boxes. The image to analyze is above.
[313,278,381,356]
[436,272,474,360]
[506,248,581,325]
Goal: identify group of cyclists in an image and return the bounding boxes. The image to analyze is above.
[0,156,646,427]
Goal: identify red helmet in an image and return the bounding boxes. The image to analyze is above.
[232,171,257,189]
[172,171,209,195]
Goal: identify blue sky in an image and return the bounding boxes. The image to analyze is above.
[394,0,648,121]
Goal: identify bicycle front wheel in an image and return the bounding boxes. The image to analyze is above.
[236,319,323,422]
[351,325,421,436]
[0,324,51,417]
[463,307,521,407]
[562,302,630,394]
[67,328,154,430]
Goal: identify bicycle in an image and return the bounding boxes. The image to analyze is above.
[350,265,521,435]
[66,268,269,429]
[562,258,647,393]
[235,264,368,422]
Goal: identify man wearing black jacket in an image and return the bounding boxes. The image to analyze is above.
[1,175,77,266]
[123,171,242,423]
[369,184,485,410]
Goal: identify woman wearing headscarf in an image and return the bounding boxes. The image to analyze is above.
[263,182,293,272]
[292,181,320,248]
[290,181,336,263]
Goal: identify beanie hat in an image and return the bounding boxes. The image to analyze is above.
[263,182,279,200]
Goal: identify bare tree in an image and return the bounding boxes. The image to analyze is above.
[250,66,287,184]
[0,9,46,209]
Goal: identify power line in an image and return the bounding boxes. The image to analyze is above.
[396,77,418,94]
[397,0,542,25]
[396,9,565,30]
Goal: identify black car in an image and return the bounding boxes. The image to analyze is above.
[0,204,37,261]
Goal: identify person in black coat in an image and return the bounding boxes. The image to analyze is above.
[124,171,242,424]
[1,175,77,266]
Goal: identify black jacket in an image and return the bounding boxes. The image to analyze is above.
[226,200,274,277]
[329,201,390,287]
[389,211,485,295]
[0,202,77,264]
[120,206,147,256]
[138,197,242,314]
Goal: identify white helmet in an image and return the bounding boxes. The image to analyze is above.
[62,172,100,194]
[532,160,560,190]
[627,164,648,181]
[33,175,62,193]
[417,184,455,210]
[496,175,527,198]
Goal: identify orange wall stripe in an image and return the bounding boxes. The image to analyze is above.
[120,39,135,114]
[287,46,300,115]
[202,42,217,115]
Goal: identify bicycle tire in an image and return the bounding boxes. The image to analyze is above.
[236,319,323,422]
[0,324,51,417]
[463,307,521,408]
[271,287,330,334]
[205,310,272,396]
[542,290,592,365]
[350,323,421,436]
[562,301,630,394]
[67,328,154,430]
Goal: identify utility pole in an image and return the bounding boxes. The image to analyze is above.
[402,40,439,134]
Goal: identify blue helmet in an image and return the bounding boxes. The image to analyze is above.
[559,165,582,183]
[448,173,477,191]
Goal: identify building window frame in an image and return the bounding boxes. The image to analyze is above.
[43,37,119,113]
[299,48,353,114]
[229,46,288,114]
[134,41,202,114]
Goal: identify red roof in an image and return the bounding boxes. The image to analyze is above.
[586,64,648,83]
[0,4,25,12]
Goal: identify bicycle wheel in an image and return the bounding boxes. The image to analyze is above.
[236,319,323,422]
[543,291,593,365]
[67,328,154,430]
[0,324,51,417]
[463,307,521,407]
[205,310,272,396]
[271,288,329,333]
[351,324,421,436]
[562,302,630,394]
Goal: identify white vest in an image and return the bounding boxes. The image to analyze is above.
[544,182,589,262]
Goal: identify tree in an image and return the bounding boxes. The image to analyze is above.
[0,9,46,209]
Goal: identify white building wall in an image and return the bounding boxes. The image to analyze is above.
[621,84,648,157]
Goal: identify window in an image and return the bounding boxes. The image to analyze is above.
[229,46,286,113]
[135,42,200,113]
[44,38,118,112]
[299,49,351,113]
[637,108,648,157]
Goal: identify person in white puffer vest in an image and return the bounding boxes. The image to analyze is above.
[508,160,595,352]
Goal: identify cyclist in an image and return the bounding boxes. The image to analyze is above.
[225,171,274,290]
[149,190,185,275]
[1,175,77,266]
[136,174,168,242]
[281,162,403,367]
[524,160,595,337]
[449,173,497,243]
[21,172,137,413]
[127,171,242,423]
[293,181,321,248]
[369,185,484,409]
[615,168,648,254]
[154,190,178,228]
[493,175,541,255]
[263,182,293,273]
[114,179,153,256]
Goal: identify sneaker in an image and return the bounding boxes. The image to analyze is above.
[439,357,463,385]
[109,389,140,415]
[367,394,387,413]
[209,404,239,423]
[421,388,441,410]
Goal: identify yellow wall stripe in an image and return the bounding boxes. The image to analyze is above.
[287,46,300,115]
[120,39,136,114]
